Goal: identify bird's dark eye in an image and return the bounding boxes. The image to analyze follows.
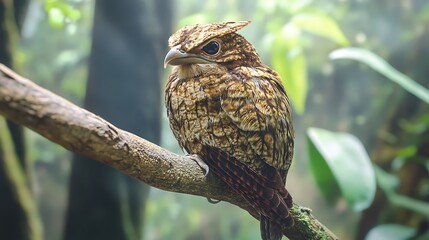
[202,41,220,55]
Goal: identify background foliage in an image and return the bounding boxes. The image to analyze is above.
[1,0,429,239]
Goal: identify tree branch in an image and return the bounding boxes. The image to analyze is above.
[0,64,338,240]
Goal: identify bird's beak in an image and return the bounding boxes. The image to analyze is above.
[164,45,212,68]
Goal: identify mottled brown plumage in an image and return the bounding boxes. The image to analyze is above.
[164,21,295,240]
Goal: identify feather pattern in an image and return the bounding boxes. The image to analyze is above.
[164,21,295,240]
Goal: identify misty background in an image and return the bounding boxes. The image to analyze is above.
[1,0,428,240]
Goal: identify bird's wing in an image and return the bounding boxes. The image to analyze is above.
[220,67,294,171]
[198,67,295,229]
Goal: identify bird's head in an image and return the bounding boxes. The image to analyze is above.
[164,21,261,69]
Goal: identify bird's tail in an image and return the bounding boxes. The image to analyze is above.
[261,216,283,240]
[260,182,294,240]
[200,145,294,240]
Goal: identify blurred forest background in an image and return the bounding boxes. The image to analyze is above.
[1,0,429,240]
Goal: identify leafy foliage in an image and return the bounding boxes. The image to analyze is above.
[307,128,376,211]
[266,4,349,114]
[375,166,429,217]
[330,48,429,104]
[310,46,429,239]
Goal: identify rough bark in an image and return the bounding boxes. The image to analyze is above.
[0,64,338,240]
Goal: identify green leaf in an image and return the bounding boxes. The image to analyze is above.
[330,48,429,104]
[373,165,400,192]
[396,145,417,158]
[271,24,308,114]
[292,9,349,46]
[375,166,429,217]
[307,129,340,202]
[365,224,417,240]
[307,128,376,211]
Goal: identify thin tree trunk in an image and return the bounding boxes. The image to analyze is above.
[64,0,171,239]
[0,0,42,240]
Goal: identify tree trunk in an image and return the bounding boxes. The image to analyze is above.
[64,0,171,239]
[0,0,42,240]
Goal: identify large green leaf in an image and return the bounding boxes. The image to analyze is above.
[307,128,376,211]
[271,24,308,114]
[365,224,417,240]
[292,9,349,46]
[330,47,429,104]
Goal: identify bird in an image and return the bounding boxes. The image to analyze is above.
[163,21,295,240]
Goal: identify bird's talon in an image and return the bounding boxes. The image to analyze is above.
[187,154,209,176]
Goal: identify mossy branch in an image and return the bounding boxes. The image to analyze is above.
[0,64,338,240]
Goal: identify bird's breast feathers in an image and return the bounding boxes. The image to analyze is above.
[166,64,293,170]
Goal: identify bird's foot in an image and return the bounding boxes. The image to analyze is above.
[187,154,209,177]
[186,154,221,204]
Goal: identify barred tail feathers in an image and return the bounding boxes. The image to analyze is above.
[200,145,294,239]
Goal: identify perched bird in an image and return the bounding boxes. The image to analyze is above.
[164,21,295,240]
